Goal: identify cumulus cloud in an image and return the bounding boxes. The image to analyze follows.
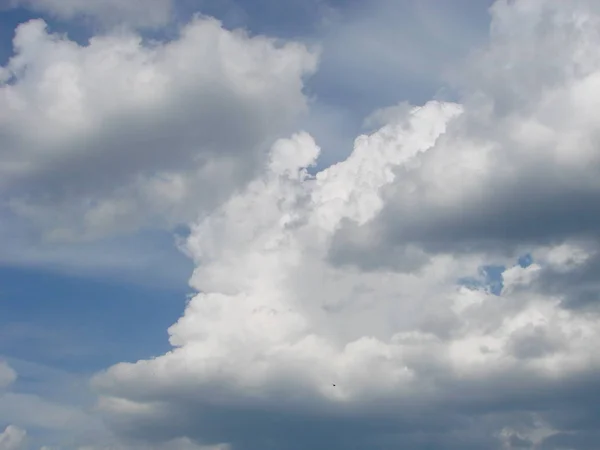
[8,0,175,29]
[0,16,317,244]
[87,1,600,449]
[0,426,26,450]
[332,0,600,268]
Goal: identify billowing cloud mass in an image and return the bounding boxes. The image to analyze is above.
[0,16,317,243]
[91,1,600,449]
[0,425,26,450]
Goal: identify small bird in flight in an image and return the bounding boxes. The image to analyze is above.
[332,384,336,387]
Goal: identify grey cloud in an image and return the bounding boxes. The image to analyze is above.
[326,0,600,273]
[100,397,500,450]
[506,325,565,360]
[361,178,600,265]
[96,363,600,449]
[541,432,600,450]
[519,246,600,311]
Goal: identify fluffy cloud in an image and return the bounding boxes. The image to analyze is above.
[90,1,600,449]
[366,0,600,253]
[0,16,317,244]
[0,426,26,450]
[8,0,175,29]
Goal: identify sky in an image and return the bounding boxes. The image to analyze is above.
[3,0,600,448]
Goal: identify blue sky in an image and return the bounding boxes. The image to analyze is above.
[3,1,600,449]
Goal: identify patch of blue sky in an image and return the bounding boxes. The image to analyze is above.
[458,253,536,296]
[0,264,189,374]
[458,263,505,296]
[518,253,533,268]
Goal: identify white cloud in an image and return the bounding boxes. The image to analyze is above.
[0,362,17,390]
[89,1,600,448]
[0,426,26,450]
[0,15,317,280]
[8,0,175,29]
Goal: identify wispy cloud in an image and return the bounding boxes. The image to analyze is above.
[7,0,175,29]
